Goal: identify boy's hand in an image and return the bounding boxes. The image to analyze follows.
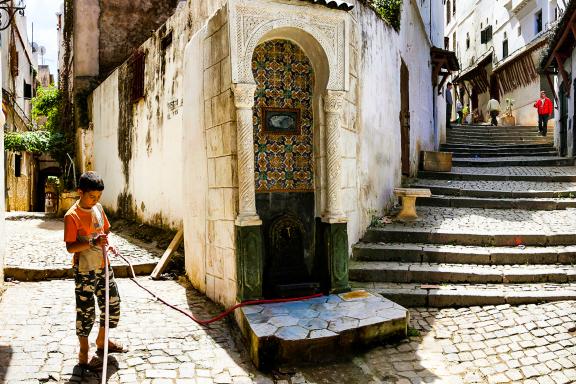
[93,234,108,247]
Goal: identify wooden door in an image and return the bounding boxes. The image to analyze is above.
[400,60,410,176]
[560,86,568,156]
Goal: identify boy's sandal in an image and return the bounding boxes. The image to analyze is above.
[79,355,104,371]
[96,340,127,354]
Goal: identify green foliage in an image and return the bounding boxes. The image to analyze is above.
[4,130,51,153]
[407,327,421,337]
[31,85,61,131]
[372,0,403,32]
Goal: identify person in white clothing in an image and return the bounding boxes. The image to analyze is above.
[487,98,501,126]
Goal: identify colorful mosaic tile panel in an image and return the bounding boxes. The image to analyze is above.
[252,40,315,192]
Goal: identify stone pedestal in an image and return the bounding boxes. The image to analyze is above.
[236,225,264,301]
[238,290,408,370]
[422,151,452,172]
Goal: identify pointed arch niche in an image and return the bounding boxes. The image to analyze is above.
[229,0,352,301]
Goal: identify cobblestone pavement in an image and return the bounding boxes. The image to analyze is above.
[297,302,576,384]
[3,279,576,384]
[4,215,576,383]
[411,179,576,193]
[0,279,270,384]
[449,167,576,177]
[376,206,576,235]
[5,215,161,270]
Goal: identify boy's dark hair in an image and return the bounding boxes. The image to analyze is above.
[447,82,452,86]
[78,171,105,192]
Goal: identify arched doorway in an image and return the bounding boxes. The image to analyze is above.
[35,166,61,212]
[251,39,319,298]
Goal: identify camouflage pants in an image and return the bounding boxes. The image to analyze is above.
[74,266,121,337]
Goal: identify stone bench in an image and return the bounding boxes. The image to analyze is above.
[394,188,432,221]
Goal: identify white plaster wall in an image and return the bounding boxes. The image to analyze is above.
[500,78,541,126]
[90,73,124,210]
[350,1,437,246]
[91,7,193,229]
[182,25,209,296]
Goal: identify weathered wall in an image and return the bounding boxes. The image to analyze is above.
[98,0,179,75]
[351,1,436,242]
[0,107,5,294]
[91,0,228,230]
[73,0,100,78]
[5,152,33,212]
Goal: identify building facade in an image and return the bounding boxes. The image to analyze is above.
[541,1,576,157]
[84,0,450,311]
[2,8,37,211]
[446,0,565,125]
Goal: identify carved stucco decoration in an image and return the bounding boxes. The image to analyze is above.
[229,0,349,91]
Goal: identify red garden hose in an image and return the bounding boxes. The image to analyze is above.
[106,246,324,325]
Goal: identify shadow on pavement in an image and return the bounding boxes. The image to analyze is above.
[0,345,13,384]
[62,356,119,384]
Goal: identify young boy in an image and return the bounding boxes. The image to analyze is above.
[64,171,124,367]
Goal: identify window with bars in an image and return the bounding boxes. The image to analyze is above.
[446,0,451,24]
[130,52,145,102]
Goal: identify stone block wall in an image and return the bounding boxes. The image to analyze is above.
[202,7,238,308]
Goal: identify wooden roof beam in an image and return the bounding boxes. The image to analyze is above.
[554,52,572,96]
[545,11,576,68]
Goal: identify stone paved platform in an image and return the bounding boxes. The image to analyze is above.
[371,206,576,236]
[5,214,162,280]
[238,290,408,369]
[411,179,576,193]
[449,166,576,177]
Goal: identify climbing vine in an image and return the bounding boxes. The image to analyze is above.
[370,0,403,32]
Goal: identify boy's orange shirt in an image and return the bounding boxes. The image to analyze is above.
[64,202,110,271]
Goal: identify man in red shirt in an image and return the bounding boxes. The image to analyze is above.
[534,90,553,136]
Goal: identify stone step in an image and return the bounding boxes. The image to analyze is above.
[447,137,550,144]
[451,151,558,158]
[451,157,574,167]
[417,195,576,210]
[447,132,545,139]
[349,261,576,284]
[451,124,550,130]
[446,139,552,145]
[4,262,156,282]
[363,207,576,246]
[364,227,576,247]
[448,128,554,134]
[352,242,576,265]
[407,181,576,198]
[350,281,576,307]
[441,143,554,150]
[418,169,576,182]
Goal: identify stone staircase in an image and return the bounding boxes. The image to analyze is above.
[350,124,576,307]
